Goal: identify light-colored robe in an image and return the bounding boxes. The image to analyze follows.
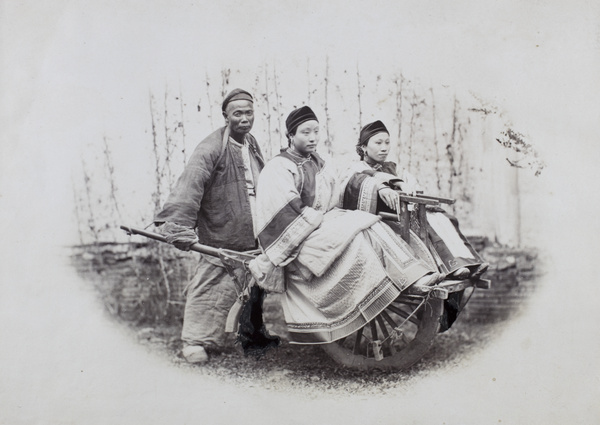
[340,160,483,273]
[254,150,434,344]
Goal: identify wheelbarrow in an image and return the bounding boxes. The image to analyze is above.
[121,193,490,371]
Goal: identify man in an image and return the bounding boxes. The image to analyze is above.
[154,88,264,364]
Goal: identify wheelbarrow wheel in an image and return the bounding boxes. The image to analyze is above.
[321,295,443,371]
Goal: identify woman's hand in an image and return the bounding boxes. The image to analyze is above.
[378,187,399,211]
[391,180,404,191]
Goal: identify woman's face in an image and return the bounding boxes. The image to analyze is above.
[291,120,320,156]
[364,132,390,163]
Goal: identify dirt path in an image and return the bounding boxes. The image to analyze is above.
[130,297,507,397]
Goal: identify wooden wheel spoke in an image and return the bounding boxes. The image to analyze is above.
[393,296,422,307]
[380,310,398,329]
[376,315,390,340]
[370,319,379,342]
[373,314,397,357]
[352,326,364,355]
[386,304,420,325]
[321,299,444,371]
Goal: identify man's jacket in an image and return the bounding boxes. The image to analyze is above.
[155,127,264,251]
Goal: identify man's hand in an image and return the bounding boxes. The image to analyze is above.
[156,222,199,251]
[378,186,400,212]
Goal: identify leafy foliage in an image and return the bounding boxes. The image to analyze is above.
[496,128,545,176]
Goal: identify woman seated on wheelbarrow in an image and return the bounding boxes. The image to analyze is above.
[340,120,488,280]
[248,106,443,344]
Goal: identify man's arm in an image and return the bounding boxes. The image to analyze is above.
[154,128,224,248]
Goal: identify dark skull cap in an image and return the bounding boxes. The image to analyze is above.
[359,120,389,146]
[222,88,253,112]
[285,106,319,135]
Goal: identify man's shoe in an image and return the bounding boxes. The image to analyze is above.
[182,345,209,364]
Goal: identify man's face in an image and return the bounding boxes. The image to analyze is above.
[223,100,254,136]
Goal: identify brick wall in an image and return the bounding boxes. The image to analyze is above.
[70,241,540,326]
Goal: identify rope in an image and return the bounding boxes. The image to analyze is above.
[382,295,428,345]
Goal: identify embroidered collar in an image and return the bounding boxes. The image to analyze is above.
[285,148,313,165]
[363,157,383,171]
[280,149,326,170]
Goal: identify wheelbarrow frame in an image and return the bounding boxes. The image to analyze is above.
[120,191,490,371]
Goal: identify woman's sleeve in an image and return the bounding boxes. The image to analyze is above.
[255,158,323,266]
[340,164,400,214]
[342,172,381,214]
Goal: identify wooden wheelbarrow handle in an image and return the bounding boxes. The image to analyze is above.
[120,225,262,335]
[118,225,257,262]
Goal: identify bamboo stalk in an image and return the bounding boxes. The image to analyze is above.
[394,75,404,165]
[71,174,85,245]
[81,158,100,244]
[306,58,311,105]
[323,56,332,154]
[178,86,187,166]
[356,63,363,128]
[149,92,162,215]
[264,66,273,158]
[163,88,175,191]
[205,72,214,129]
[447,94,458,212]
[102,135,122,221]
[273,65,284,152]
[430,87,442,193]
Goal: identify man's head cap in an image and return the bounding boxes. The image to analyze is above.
[222,88,253,112]
[285,106,319,135]
[359,120,389,146]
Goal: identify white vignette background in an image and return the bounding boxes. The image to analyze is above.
[1,1,599,424]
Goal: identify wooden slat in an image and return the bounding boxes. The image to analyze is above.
[380,311,398,354]
[370,320,379,341]
[376,315,390,340]
[397,194,440,205]
[386,304,420,325]
[413,192,456,205]
[393,296,422,306]
[352,327,364,354]
[418,204,428,242]
[400,201,410,242]
[437,280,471,293]
[380,310,398,329]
